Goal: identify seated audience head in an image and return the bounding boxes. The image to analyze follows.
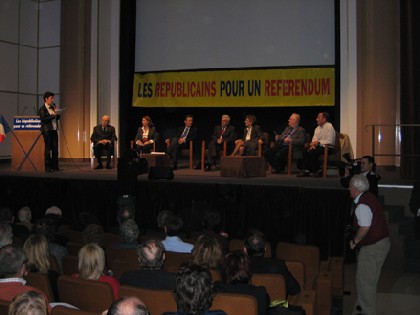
[244,230,266,257]
[137,239,165,270]
[8,291,48,315]
[106,296,149,315]
[202,211,222,232]
[78,243,106,280]
[349,174,370,197]
[117,207,135,225]
[164,213,183,237]
[45,206,62,218]
[120,219,139,245]
[361,155,376,172]
[0,222,13,248]
[191,235,223,269]
[23,234,50,274]
[221,251,252,284]
[0,206,14,223]
[83,223,104,246]
[157,210,174,229]
[0,245,27,278]
[17,207,32,224]
[174,263,214,315]
[32,217,56,242]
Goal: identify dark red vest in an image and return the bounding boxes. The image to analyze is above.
[354,192,389,246]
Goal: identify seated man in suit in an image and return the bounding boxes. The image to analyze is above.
[166,115,198,170]
[120,239,176,290]
[244,230,301,297]
[205,114,236,171]
[162,213,193,253]
[231,114,263,156]
[264,113,306,173]
[90,115,117,169]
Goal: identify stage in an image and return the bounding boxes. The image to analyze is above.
[0,160,413,259]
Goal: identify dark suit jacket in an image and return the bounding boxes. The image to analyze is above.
[250,256,301,296]
[241,125,263,142]
[211,124,236,143]
[213,282,269,315]
[120,269,176,290]
[134,127,159,143]
[176,126,198,142]
[39,105,60,133]
[277,125,306,159]
[90,125,117,144]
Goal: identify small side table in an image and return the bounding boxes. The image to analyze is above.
[220,156,266,178]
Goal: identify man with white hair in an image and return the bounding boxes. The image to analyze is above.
[205,114,236,171]
[91,114,118,169]
[349,175,390,315]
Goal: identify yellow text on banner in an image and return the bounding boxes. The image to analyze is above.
[132,67,335,107]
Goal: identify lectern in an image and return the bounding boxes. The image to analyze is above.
[11,116,44,172]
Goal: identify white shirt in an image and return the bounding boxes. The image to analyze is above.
[354,193,372,227]
[45,104,57,130]
[245,127,252,141]
[312,122,335,147]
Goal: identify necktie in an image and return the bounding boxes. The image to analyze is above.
[181,127,189,138]
[221,127,226,137]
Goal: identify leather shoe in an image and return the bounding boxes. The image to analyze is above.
[95,164,103,170]
[106,164,112,169]
[297,171,309,177]
[204,164,211,172]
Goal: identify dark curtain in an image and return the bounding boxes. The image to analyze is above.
[400,0,420,179]
[1,176,351,259]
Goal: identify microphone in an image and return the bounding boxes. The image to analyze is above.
[20,106,27,116]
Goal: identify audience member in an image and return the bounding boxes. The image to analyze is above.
[33,217,69,274]
[16,206,33,232]
[44,206,69,245]
[0,207,30,242]
[162,214,193,253]
[193,211,229,254]
[341,155,381,196]
[263,113,306,173]
[91,114,118,169]
[8,290,48,315]
[106,296,149,315]
[83,223,105,247]
[0,222,13,248]
[409,181,420,240]
[166,114,199,170]
[163,263,227,315]
[349,175,390,315]
[297,112,336,177]
[23,234,59,301]
[120,239,176,290]
[244,231,300,296]
[191,235,223,271]
[70,211,101,232]
[205,114,236,171]
[134,115,159,154]
[0,245,50,304]
[114,219,140,249]
[214,251,269,315]
[77,243,120,299]
[231,114,263,156]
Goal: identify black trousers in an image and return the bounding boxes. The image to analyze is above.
[263,144,289,171]
[302,146,333,172]
[94,142,113,165]
[42,130,59,170]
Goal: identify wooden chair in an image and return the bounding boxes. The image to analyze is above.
[62,230,85,244]
[201,140,227,170]
[57,275,114,313]
[62,255,79,276]
[163,252,192,273]
[211,293,258,315]
[103,233,121,249]
[251,273,286,301]
[257,132,270,156]
[112,259,140,280]
[50,305,101,315]
[166,139,194,169]
[0,299,10,314]
[320,131,342,178]
[24,272,55,302]
[119,286,177,315]
[90,140,117,170]
[229,239,272,258]
[105,247,138,272]
[276,242,332,315]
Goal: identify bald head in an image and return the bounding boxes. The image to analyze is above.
[101,115,110,128]
[288,113,301,128]
[106,296,148,315]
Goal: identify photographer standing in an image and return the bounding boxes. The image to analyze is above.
[341,155,381,196]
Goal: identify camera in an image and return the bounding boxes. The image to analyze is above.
[343,153,361,175]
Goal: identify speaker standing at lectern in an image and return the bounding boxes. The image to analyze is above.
[39,91,60,172]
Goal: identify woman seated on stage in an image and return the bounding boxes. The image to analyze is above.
[134,115,159,154]
[231,114,263,156]
[74,243,120,299]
